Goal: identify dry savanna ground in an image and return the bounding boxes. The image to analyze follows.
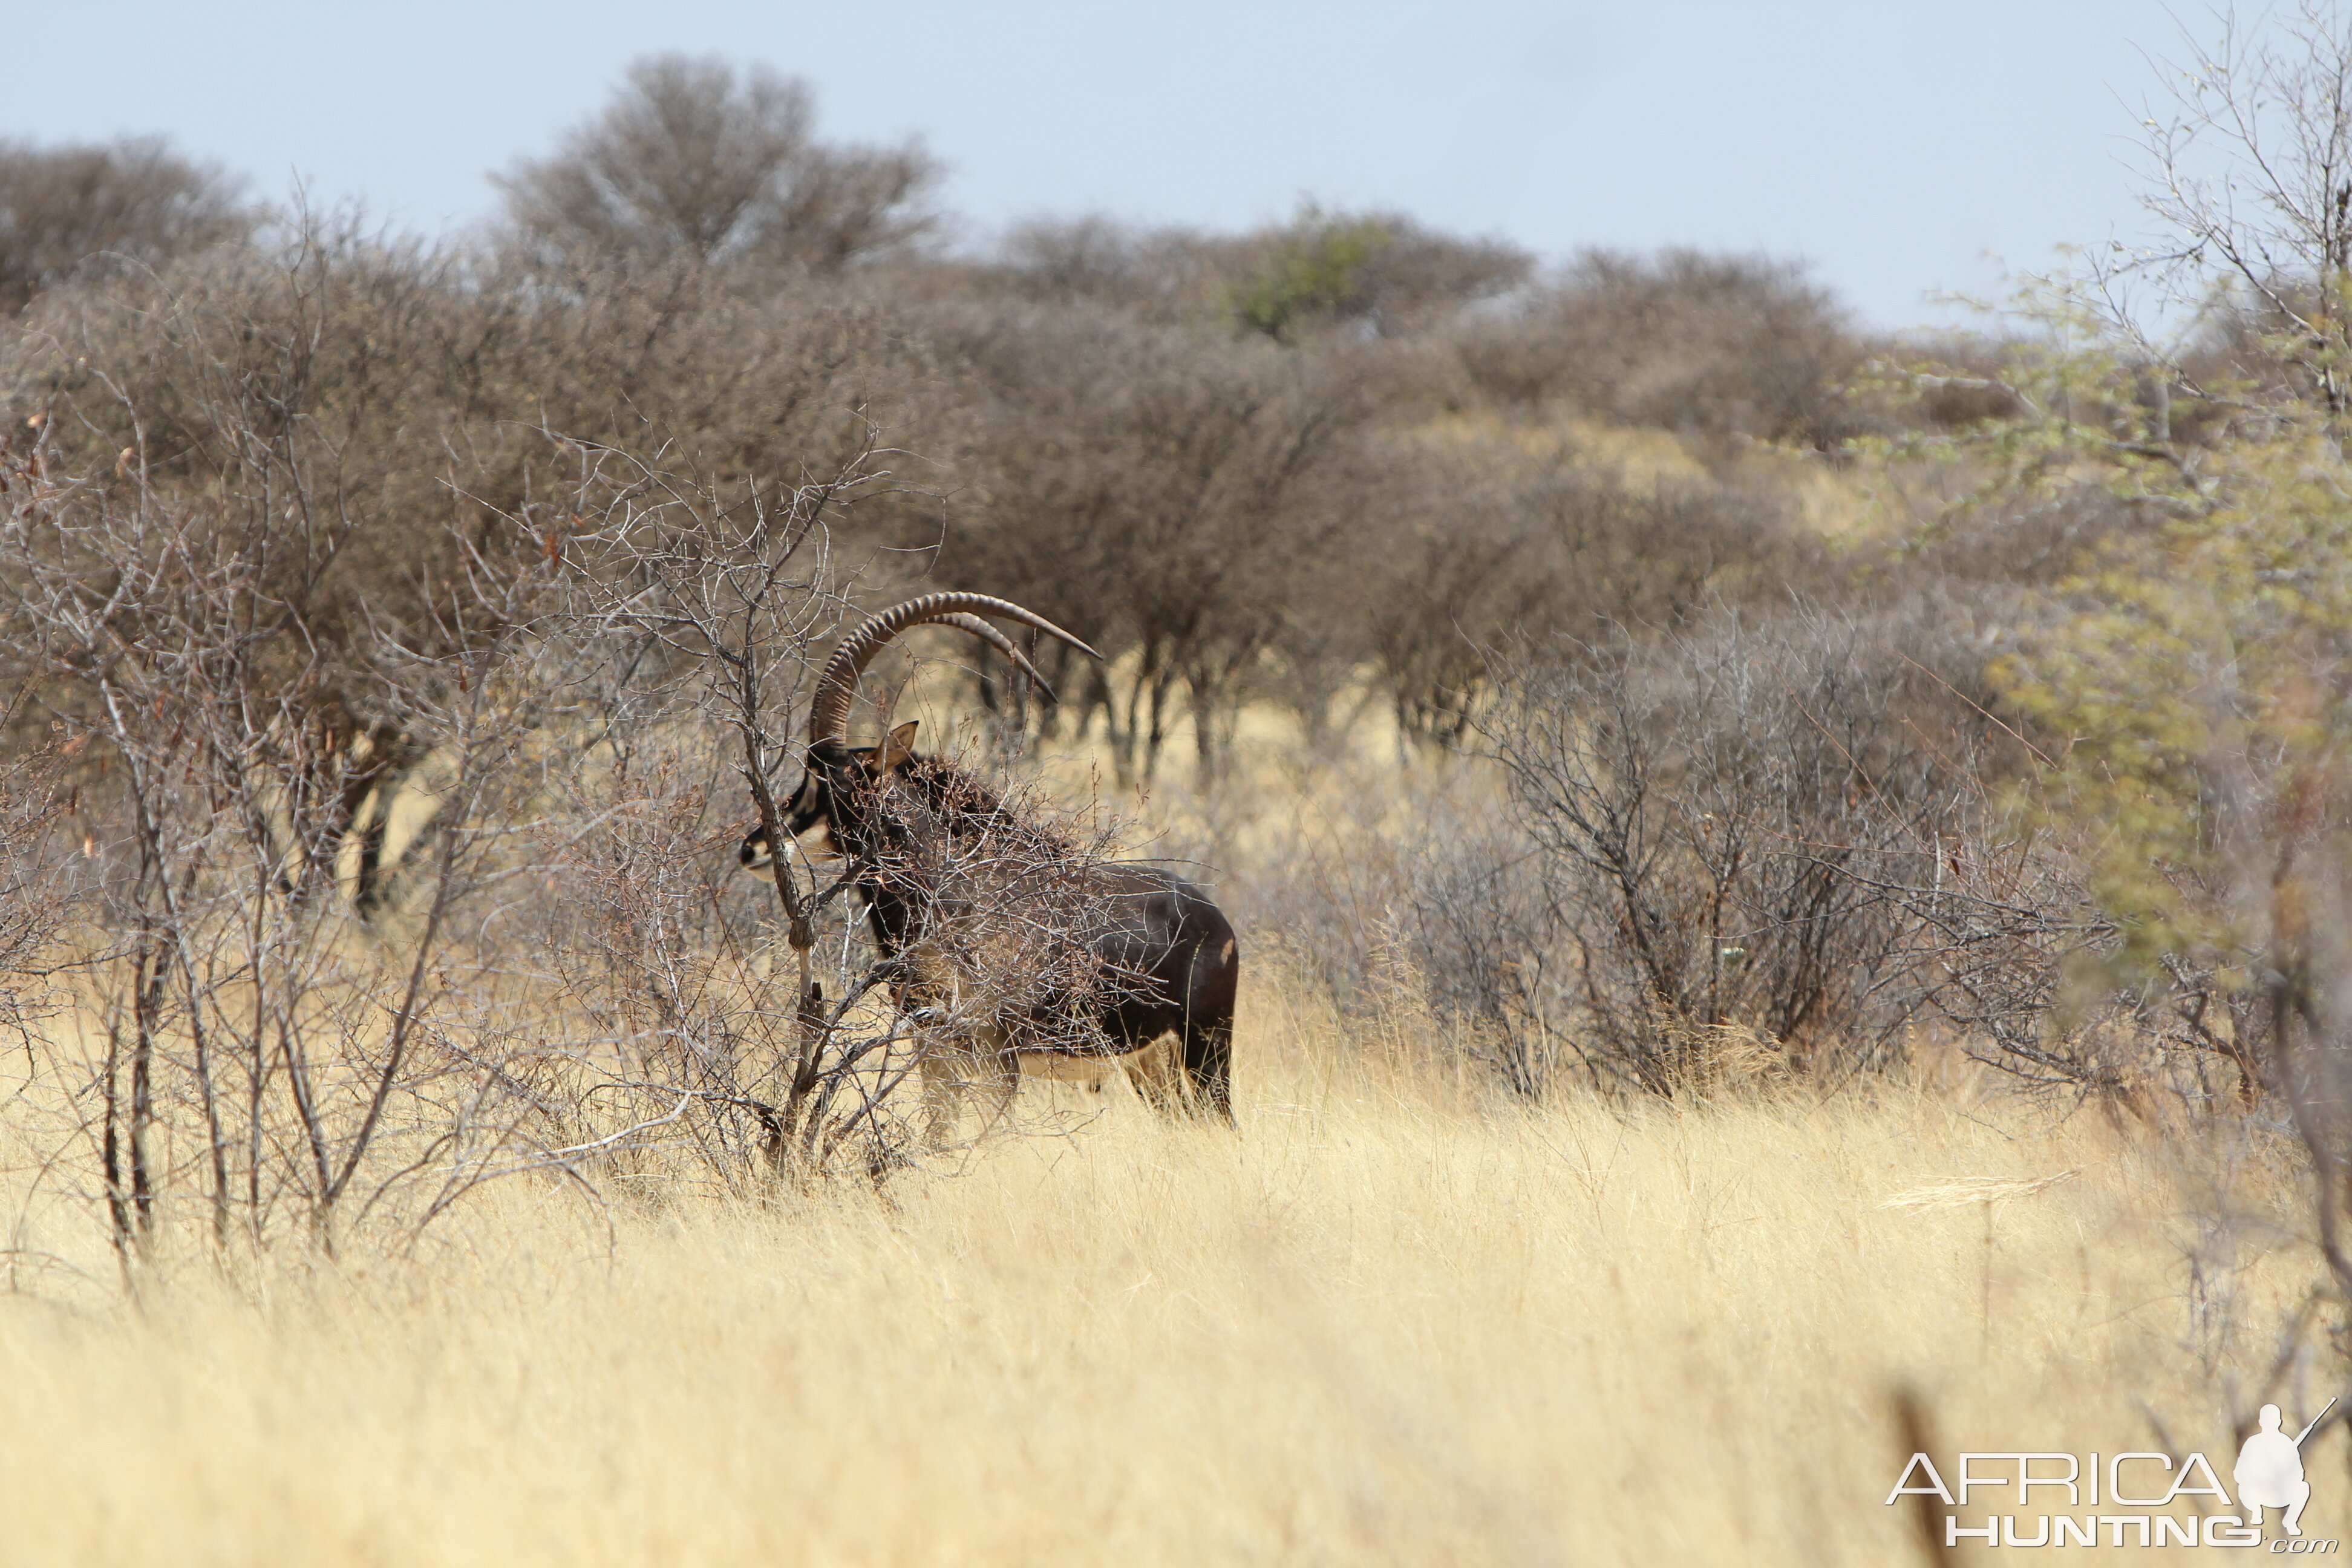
[0,958,2330,1568]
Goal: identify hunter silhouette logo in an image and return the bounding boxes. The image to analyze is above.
[1887,1396,2342,1550]
[2238,1399,2336,1540]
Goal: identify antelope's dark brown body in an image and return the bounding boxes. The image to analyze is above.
[742,593,1238,1121]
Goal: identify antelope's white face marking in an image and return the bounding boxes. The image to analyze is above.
[737,825,809,882]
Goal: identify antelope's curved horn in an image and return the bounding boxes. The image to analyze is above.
[935,614,1056,701]
[808,593,1102,744]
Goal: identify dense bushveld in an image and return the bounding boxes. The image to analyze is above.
[11,10,2352,1563]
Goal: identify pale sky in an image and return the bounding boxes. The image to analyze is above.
[0,0,2212,327]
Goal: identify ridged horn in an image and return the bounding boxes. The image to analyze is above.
[806,593,1102,745]
[934,614,1057,699]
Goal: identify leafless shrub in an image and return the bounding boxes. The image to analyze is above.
[1352,468,1566,752]
[0,694,68,1044]
[528,429,877,1173]
[533,437,1158,1168]
[1478,606,2024,1095]
[2131,1,2352,425]
[0,406,590,1267]
[521,748,779,1182]
[0,342,1007,1270]
[0,137,255,316]
[1397,804,1570,1097]
[5,226,467,907]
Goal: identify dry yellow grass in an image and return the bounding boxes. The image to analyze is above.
[0,962,2334,1567]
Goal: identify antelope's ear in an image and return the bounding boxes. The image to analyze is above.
[880,721,920,771]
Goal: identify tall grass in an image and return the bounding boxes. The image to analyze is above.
[0,956,2324,1566]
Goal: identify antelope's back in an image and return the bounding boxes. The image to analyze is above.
[1087,863,1238,1019]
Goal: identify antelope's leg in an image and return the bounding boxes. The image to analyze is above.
[977,1048,1022,1137]
[1124,1034,1183,1111]
[920,1038,965,1151]
[1181,1020,1235,1123]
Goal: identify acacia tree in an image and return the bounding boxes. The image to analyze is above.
[0,137,255,316]
[1866,5,2352,1154]
[8,198,927,902]
[1455,249,1861,447]
[929,301,1374,785]
[1228,204,1531,343]
[497,56,940,275]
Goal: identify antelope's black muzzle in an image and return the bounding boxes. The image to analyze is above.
[739,826,776,875]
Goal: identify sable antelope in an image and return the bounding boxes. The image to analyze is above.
[740,593,1238,1138]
